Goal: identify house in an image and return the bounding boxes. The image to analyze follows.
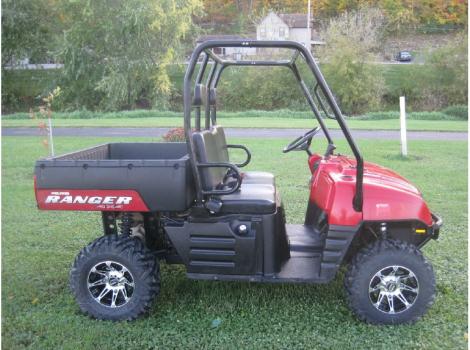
[256,12,323,51]
[195,12,323,60]
[196,34,257,60]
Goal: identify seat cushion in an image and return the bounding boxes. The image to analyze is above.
[219,183,277,215]
[241,171,275,186]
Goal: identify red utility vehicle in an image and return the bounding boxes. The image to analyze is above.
[34,41,441,324]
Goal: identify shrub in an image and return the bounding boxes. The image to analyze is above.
[3,107,465,121]
[1,69,61,113]
[354,109,466,121]
[441,105,468,120]
[162,127,186,142]
[318,7,386,115]
[423,33,468,109]
[217,66,303,111]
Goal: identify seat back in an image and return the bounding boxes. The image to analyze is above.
[193,84,206,108]
[193,84,207,130]
[212,125,229,163]
[192,127,228,191]
[192,85,234,191]
[208,88,217,124]
[206,88,229,162]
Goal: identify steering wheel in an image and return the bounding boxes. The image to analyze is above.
[283,127,321,153]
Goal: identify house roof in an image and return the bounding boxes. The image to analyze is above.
[279,13,311,28]
[196,34,255,43]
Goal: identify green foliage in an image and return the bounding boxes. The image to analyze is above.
[58,0,202,111]
[423,33,468,109]
[2,109,179,120]
[4,106,467,122]
[1,69,61,113]
[217,67,302,110]
[1,0,60,67]
[319,7,386,114]
[1,0,63,113]
[382,34,468,111]
[359,110,466,121]
[382,64,425,108]
[3,59,468,114]
[441,105,468,120]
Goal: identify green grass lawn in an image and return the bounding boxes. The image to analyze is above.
[2,136,467,349]
[2,117,467,131]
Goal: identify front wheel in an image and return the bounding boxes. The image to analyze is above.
[345,239,436,324]
[70,234,160,321]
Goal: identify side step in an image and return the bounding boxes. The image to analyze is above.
[286,224,324,257]
[187,254,325,284]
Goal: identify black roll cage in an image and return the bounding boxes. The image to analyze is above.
[183,40,364,212]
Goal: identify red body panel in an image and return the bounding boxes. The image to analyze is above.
[35,189,149,212]
[308,154,433,227]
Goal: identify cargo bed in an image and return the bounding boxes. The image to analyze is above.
[34,143,194,212]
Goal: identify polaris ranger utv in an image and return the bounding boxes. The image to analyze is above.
[34,41,442,324]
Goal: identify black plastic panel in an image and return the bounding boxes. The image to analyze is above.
[165,220,256,275]
[286,224,324,257]
[319,225,357,280]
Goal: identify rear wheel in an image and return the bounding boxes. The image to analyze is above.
[70,234,160,321]
[345,239,435,324]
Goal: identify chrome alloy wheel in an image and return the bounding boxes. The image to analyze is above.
[87,260,135,308]
[369,265,419,314]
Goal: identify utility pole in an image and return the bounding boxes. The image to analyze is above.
[307,0,311,51]
[400,96,408,157]
[307,0,311,31]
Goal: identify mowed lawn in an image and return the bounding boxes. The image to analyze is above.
[2,136,467,349]
[2,117,467,132]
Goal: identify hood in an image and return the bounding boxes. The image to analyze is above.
[331,155,421,197]
[362,161,421,197]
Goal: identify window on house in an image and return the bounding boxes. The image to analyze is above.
[260,27,266,38]
[279,27,286,38]
[213,47,226,56]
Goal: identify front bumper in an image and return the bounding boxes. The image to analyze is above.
[417,213,442,248]
[430,213,443,240]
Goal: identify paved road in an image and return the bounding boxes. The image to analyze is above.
[2,127,467,141]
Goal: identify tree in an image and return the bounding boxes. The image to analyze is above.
[200,0,314,33]
[58,0,202,111]
[1,0,60,67]
[422,32,468,108]
[319,7,385,114]
[313,0,467,28]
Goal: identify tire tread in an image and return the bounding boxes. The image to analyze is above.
[69,234,160,321]
[344,239,436,324]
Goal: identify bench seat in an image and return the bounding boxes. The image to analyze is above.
[219,184,276,215]
[192,124,277,215]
